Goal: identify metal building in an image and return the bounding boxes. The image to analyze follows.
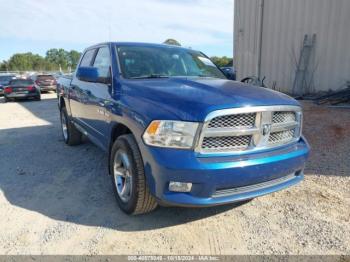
[234,0,350,94]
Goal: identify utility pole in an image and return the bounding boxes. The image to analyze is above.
[257,0,265,79]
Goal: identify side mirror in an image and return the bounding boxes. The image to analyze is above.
[76,67,99,82]
[77,66,112,84]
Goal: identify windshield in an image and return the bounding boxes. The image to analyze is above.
[10,79,34,85]
[116,45,226,79]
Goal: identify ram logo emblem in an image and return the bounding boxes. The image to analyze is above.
[262,124,271,136]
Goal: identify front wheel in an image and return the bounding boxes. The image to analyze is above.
[110,134,157,215]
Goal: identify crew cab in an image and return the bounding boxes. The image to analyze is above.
[57,42,309,215]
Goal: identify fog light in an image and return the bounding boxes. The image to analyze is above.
[169,182,192,192]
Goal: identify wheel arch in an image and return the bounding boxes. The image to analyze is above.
[59,96,66,109]
[58,95,73,117]
[108,123,133,175]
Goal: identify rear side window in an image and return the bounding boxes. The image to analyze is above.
[93,47,111,78]
[80,49,96,67]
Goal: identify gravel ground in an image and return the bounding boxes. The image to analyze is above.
[0,94,349,255]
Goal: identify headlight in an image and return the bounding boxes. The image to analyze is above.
[143,120,199,149]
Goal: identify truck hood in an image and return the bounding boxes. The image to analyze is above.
[121,77,299,121]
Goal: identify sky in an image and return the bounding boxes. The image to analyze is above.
[0,0,234,61]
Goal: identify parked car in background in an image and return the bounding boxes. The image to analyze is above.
[0,74,16,96]
[4,79,41,102]
[52,72,63,80]
[32,74,57,92]
[221,66,236,80]
[57,42,309,215]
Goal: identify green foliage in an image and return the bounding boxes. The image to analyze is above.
[5,52,51,71]
[0,61,8,71]
[210,56,233,67]
[0,48,82,72]
[163,39,181,46]
[45,48,69,69]
[68,50,81,69]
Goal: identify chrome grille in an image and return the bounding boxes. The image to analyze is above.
[268,130,295,145]
[208,113,256,129]
[196,106,302,154]
[213,173,298,198]
[202,136,251,151]
[273,112,296,124]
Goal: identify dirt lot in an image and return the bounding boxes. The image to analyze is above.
[0,93,349,255]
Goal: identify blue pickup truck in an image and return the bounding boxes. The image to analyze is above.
[57,42,309,215]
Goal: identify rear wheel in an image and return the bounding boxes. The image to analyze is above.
[35,95,41,101]
[110,134,157,215]
[60,107,82,145]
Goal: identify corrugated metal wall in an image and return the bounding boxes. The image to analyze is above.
[234,0,350,93]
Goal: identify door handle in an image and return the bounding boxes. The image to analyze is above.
[84,89,91,95]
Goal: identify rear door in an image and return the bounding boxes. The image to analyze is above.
[70,48,97,124]
[79,45,112,149]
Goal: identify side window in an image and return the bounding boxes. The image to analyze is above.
[80,49,96,67]
[93,47,111,78]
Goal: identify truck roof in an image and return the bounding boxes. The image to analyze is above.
[86,42,197,53]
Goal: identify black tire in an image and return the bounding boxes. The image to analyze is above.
[60,107,82,146]
[35,95,41,101]
[110,134,157,215]
[4,97,12,102]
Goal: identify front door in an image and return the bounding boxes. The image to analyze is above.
[70,48,97,124]
[79,45,113,149]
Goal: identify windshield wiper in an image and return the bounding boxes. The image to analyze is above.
[130,74,169,79]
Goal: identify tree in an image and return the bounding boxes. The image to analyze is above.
[1,48,80,72]
[5,52,55,71]
[31,54,50,71]
[163,39,181,46]
[0,60,9,71]
[67,50,81,69]
[0,48,81,71]
[210,56,233,67]
[8,53,35,71]
[45,48,69,70]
